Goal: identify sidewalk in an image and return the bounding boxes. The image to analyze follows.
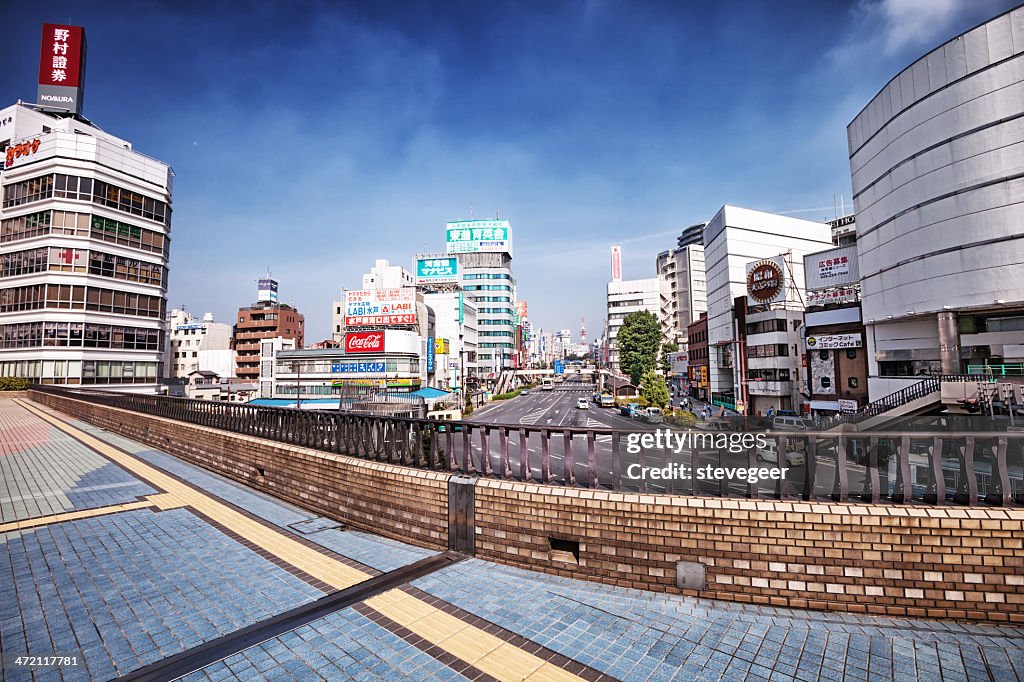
[3,396,1023,681]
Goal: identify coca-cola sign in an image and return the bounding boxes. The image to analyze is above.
[345,332,384,353]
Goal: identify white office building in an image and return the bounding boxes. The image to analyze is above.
[849,6,1024,400]
[703,205,833,410]
[167,309,234,379]
[0,103,172,390]
[447,219,515,381]
[656,240,706,348]
[605,277,669,371]
[422,291,478,393]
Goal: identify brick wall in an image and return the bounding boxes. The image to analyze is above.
[472,480,1024,623]
[30,392,449,551]
[31,391,1024,623]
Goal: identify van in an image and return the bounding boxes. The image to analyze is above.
[427,409,463,432]
[756,440,805,466]
[640,407,663,423]
[599,394,616,408]
[772,416,813,431]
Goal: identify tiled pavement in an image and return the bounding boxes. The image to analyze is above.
[1,397,1024,681]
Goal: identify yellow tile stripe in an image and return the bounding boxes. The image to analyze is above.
[19,400,587,682]
[0,499,154,533]
[365,590,584,682]
[17,400,369,590]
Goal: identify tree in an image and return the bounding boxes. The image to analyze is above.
[617,311,661,385]
[660,342,678,375]
[640,370,670,408]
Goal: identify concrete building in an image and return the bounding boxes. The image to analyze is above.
[686,313,709,400]
[422,291,478,394]
[447,219,515,381]
[703,206,833,412]
[848,6,1024,400]
[273,330,423,400]
[167,309,234,379]
[233,277,304,381]
[0,103,172,390]
[656,229,706,348]
[605,277,669,372]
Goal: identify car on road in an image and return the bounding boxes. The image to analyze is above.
[619,402,640,418]
[756,440,805,466]
[576,398,589,409]
[520,389,530,396]
[772,416,814,431]
[541,378,554,391]
[639,406,663,424]
[599,394,616,408]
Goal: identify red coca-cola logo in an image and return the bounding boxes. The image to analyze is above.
[346,332,384,353]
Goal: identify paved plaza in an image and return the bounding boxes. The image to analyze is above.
[2,397,1023,681]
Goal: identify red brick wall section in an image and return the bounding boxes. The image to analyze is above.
[30,392,449,551]
[30,392,1024,623]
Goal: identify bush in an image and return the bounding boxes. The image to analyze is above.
[0,376,28,391]
[665,411,697,429]
[463,402,474,416]
[491,389,521,401]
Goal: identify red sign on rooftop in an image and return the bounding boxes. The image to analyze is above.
[37,23,87,115]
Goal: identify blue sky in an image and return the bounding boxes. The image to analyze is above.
[4,0,1019,342]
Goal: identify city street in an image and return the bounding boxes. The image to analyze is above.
[461,376,830,496]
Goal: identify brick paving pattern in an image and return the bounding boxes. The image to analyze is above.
[4,396,1024,681]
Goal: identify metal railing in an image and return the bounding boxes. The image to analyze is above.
[818,375,978,430]
[27,385,1024,505]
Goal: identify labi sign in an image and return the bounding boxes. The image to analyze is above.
[746,256,787,306]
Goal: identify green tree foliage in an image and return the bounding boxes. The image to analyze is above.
[660,342,678,375]
[640,370,670,408]
[617,311,661,385]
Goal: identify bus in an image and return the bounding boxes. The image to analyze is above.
[541,378,555,391]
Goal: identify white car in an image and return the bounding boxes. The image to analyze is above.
[756,441,805,466]
[576,398,589,409]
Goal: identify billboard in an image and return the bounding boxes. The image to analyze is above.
[426,336,435,373]
[611,246,622,282]
[345,331,384,354]
[804,245,859,291]
[806,287,859,307]
[434,338,449,354]
[38,24,87,115]
[445,219,511,254]
[257,278,278,303]
[746,256,787,307]
[805,333,863,350]
[554,360,565,375]
[330,361,386,373]
[415,256,458,284]
[331,378,420,388]
[344,288,417,326]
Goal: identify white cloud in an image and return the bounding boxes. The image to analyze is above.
[877,0,964,54]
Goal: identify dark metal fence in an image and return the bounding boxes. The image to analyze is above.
[28,385,1024,505]
[817,375,978,430]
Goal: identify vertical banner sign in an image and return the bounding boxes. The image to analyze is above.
[611,246,622,282]
[427,336,435,374]
[38,24,87,115]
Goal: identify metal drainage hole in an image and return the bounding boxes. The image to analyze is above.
[549,538,579,564]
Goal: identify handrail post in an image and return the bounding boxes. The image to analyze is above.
[563,430,575,487]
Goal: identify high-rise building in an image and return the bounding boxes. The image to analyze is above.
[447,219,515,381]
[0,98,172,390]
[605,277,669,372]
[702,205,832,413]
[233,277,304,380]
[656,231,706,348]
